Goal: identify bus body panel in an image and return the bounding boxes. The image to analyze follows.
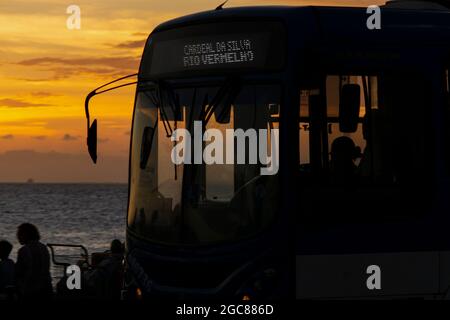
[124,4,450,299]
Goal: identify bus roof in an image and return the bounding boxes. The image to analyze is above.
[151,5,450,43]
[139,5,450,79]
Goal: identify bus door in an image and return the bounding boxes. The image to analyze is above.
[296,72,439,299]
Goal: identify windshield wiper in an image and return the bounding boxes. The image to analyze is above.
[201,77,241,125]
[156,81,178,138]
[154,81,184,181]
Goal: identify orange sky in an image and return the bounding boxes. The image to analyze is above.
[0,0,384,182]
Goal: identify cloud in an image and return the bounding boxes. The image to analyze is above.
[15,56,140,81]
[16,78,60,83]
[23,67,127,82]
[17,56,140,70]
[30,92,58,97]
[1,134,14,139]
[0,119,48,127]
[110,39,146,49]
[33,135,47,140]
[132,32,148,37]
[17,70,127,82]
[0,98,52,108]
[62,134,79,141]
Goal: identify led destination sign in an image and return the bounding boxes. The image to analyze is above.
[149,33,272,76]
[143,22,285,77]
[182,38,255,68]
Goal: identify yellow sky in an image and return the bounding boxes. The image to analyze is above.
[0,0,384,181]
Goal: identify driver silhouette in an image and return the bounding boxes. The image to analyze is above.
[330,136,360,185]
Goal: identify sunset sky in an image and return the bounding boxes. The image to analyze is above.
[0,0,384,182]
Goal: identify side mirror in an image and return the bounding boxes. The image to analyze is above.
[268,103,280,124]
[339,84,360,133]
[269,103,279,116]
[87,120,97,163]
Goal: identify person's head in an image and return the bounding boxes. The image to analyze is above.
[110,239,123,255]
[330,136,359,166]
[0,240,13,260]
[17,223,40,245]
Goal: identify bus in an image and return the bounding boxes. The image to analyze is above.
[85,0,450,299]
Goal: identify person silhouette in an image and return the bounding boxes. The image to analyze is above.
[0,240,15,300]
[15,223,53,300]
[330,136,360,185]
[84,239,124,299]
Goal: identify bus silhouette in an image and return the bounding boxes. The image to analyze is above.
[85,0,450,299]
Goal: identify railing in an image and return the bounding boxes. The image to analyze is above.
[47,243,90,277]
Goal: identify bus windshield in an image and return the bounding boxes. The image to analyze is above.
[127,82,281,244]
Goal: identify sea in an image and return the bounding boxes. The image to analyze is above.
[0,183,127,284]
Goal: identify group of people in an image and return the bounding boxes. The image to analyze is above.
[1,223,126,301]
[0,223,52,300]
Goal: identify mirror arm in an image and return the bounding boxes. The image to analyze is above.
[84,73,138,164]
[85,90,96,136]
[85,73,138,129]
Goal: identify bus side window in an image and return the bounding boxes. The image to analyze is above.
[298,89,320,177]
[299,73,430,221]
[299,90,311,169]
